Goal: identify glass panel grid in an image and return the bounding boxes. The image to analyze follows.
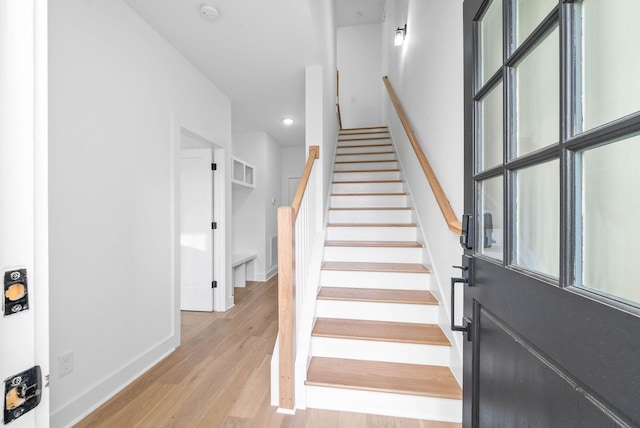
[478,81,504,171]
[514,26,560,158]
[514,0,557,48]
[514,159,560,278]
[479,176,504,261]
[577,135,640,306]
[479,0,503,87]
[576,0,640,133]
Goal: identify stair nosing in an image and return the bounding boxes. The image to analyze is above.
[305,357,461,400]
[317,287,438,305]
[321,261,429,273]
[324,240,423,248]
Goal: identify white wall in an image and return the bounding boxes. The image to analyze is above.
[281,146,306,204]
[337,23,384,128]
[383,0,465,380]
[48,1,232,426]
[232,132,282,280]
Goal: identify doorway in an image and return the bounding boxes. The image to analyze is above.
[177,127,226,316]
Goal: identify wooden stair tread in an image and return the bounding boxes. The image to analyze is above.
[325,240,423,248]
[335,169,400,173]
[321,261,429,273]
[332,180,403,184]
[337,143,392,149]
[331,192,407,196]
[312,318,449,346]
[306,357,461,399]
[336,151,395,156]
[326,223,416,227]
[318,287,438,305]
[329,207,411,211]
[338,137,391,142]
[335,159,396,164]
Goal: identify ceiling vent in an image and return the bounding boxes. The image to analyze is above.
[200,4,220,20]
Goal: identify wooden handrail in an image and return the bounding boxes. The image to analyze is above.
[337,70,343,130]
[278,145,320,411]
[383,76,462,235]
[291,146,319,218]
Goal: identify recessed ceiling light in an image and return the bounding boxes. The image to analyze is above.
[282,118,294,126]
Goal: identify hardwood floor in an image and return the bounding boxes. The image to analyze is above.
[76,277,460,427]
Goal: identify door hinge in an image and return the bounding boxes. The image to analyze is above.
[212,281,217,288]
[211,163,217,171]
[211,222,217,230]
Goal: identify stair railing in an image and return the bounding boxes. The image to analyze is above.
[277,145,320,411]
[337,70,343,130]
[383,76,462,235]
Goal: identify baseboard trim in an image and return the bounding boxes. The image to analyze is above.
[51,335,177,428]
[255,267,278,282]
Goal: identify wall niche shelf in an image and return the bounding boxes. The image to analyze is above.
[232,157,255,188]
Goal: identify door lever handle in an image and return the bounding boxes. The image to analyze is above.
[451,277,472,341]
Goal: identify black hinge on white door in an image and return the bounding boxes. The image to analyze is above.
[211,222,217,230]
[211,163,217,171]
[212,281,217,288]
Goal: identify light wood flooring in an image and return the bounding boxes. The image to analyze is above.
[76,277,460,427]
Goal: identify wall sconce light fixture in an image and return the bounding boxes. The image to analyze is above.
[394,24,407,46]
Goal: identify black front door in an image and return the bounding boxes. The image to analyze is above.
[461,0,640,426]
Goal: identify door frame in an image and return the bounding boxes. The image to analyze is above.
[171,116,229,329]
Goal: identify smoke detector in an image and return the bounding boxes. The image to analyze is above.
[200,4,220,20]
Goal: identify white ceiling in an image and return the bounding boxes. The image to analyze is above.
[123,0,384,146]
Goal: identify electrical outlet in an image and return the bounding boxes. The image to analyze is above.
[57,351,74,378]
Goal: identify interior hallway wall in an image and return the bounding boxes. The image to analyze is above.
[337,23,384,128]
[232,132,283,280]
[49,0,232,425]
[382,0,465,381]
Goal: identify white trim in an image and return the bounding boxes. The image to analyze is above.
[172,115,231,312]
[51,338,176,428]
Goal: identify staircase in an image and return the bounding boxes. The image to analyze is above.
[304,127,462,423]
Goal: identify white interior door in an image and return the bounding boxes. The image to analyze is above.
[180,149,214,311]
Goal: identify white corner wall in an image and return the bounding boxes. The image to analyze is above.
[337,23,384,128]
[232,132,282,280]
[48,1,232,426]
[382,0,465,380]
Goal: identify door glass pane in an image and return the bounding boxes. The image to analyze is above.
[515,159,559,277]
[577,0,640,132]
[479,176,504,261]
[515,27,559,157]
[478,82,503,171]
[514,0,557,48]
[577,135,640,306]
[479,0,503,87]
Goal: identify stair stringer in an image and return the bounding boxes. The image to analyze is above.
[386,124,463,385]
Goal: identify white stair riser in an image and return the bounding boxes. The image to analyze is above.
[310,337,449,366]
[320,270,430,290]
[328,209,412,224]
[332,182,403,194]
[305,387,462,423]
[335,153,396,162]
[334,161,398,171]
[333,171,400,181]
[330,194,407,208]
[337,145,393,155]
[326,226,417,241]
[337,138,390,146]
[323,245,423,263]
[315,300,438,324]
